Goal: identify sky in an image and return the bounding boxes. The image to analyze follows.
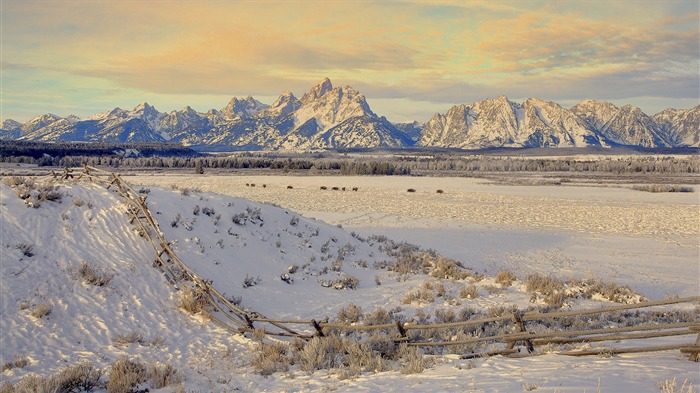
[2,0,699,124]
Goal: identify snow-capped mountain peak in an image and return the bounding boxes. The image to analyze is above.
[221,96,269,119]
[301,77,334,104]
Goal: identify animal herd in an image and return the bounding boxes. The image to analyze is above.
[244,183,446,194]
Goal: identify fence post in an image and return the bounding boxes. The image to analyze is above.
[311,319,325,337]
[396,321,407,339]
[507,312,534,353]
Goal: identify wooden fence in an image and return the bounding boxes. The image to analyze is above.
[59,167,699,361]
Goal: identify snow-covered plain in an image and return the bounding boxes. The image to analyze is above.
[1,171,698,392]
[128,174,700,300]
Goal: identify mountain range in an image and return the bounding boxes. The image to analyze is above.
[2,78,698,150]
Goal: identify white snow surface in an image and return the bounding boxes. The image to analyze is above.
[1,173,698,391]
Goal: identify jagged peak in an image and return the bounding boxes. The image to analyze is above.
[303,78,334,102]
[133,102,156,112]
[572,99,618,110]
[272,90,298,106]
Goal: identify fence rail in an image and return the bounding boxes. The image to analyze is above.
[53,166,699,362]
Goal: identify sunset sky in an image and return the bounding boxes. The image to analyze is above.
[2,0,699,123]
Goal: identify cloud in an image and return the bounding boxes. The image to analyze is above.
[3,1,698,122]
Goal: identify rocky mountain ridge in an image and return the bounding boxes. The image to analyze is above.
[2,79,698,150]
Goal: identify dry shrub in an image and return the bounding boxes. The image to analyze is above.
[336,303,363,324]
[79,261,113,287]
[178,287,207,315]
[3,176,29,187]
[7,374,57,393]
[15,243,34,257]
[364,308,391,326]
[365,332,398,359]
[525,273,565,306]
[402,286,435,305]
[430,255,471,280]
[55,362,103,392]
[396,344,427,374]
[434,309,456,324]
[0,382,13,393]
[112,331,143,346]
[495,270,517,287]
[147,363,181,389]
[2,354,29,372]
[459,284,479,299]
[631,184,695,193]
[573,279,643,303]
[339,340,386,379]
[294,336,344,373]
[106,357,146,393]
[252,342,290,376]
[31,302,53,319]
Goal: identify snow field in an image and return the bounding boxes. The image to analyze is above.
[1,174,698,392]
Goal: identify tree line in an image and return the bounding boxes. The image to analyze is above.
[1,141,697,174]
